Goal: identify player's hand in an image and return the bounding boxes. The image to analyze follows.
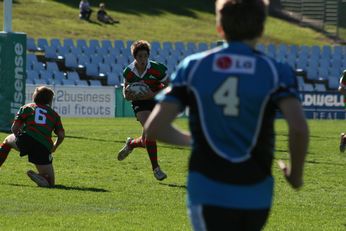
[277,160,303,189]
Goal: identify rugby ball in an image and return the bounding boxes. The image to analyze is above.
[127,82,150,95]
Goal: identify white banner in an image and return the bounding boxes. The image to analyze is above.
[26,85,115,117]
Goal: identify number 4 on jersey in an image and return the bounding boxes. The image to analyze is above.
[213,78,239,116]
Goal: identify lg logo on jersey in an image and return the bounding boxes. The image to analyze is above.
[213,54,256,74]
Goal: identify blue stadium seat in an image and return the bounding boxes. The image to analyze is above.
[101,40,113,49]
[63,38,75,49]
[34,78,48,85]
[114,40,125,50]
[77,54,90,67]
[77,39,88,50]
[89,39,100,51]
[267,43,276,58]
[96,46,109,56]
[65,53,79,70]
[198,42,209,52]
[186,42,197,54]
[50,38,62,48]
[103,54,117,65]
[106,72,121,86]
[315,83,326,91]
[90,54,103,65]
[27,70,39,81]
[126,40,134,48]
[61,79,75,85]
[174,41,186,55]
[89,80,102,86]
[39,70,54,83]
[44,46,64,61]
[255,43,265,53]
[26,53,38,70]
[66,71,80,81]
[99,63,111,75]
[53,71,66,83]
[75,80,89,86]
[37,38,49,51]
[303,83,314,91]
[46,62,59,72]
[27,37,41,52]
[32,61,46,72]
[328,77,339,90]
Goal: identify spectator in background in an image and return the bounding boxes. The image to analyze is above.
[79,0,93,21]
[144,0,309,230]
[97,3,119,24]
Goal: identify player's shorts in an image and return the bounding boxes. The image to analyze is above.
[16,133,52,165]
[131,99,156,115]
[189,204,270,231]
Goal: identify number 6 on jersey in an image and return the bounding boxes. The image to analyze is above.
[213,77,239,116]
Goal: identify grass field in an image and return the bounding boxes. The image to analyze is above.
[0,0,337,46]
[0,118,345,230]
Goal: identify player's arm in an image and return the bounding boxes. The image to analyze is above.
[338,85,346,95]
[52,129,65,153]
[11,120,23,136]
[144,102,191,146]
[278,97,309,189]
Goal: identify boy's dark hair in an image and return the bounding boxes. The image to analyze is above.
[216,0,268,41]
[131,40,151,58]
[33,86,54,106]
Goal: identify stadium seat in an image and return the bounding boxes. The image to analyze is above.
[61,79,75,85]
[101,40,113,49]
[198,42,209,52]
[96,46,109,56]
[46,62,59,72]
[75,80,89,86]
[50,38,62,49]
[63,38,75,49]
[89,39,101,50]
[34,78,48,85]
[111,63,123,75]
[44,46,64,61]
[303,83,314,91]
[255,43,265,53]
[89,80,102,86]
[65,53,79,70]
[26,53,39,70]
[39,70,54,83]
[77,54,90,68]
[267,43,276,58]
[103,54,117,65]
[53,71,66,82]
[66,71,80,81]
[37,38,49,51]
[186,42,197,54]
[116,55,129,68]
[77,39,88,50]
[27,70,40,81]
[99,63,111,75]
[114,40,125,50]
[126,40,134,48]
[85,63,104,78]
[32,61,46,72]
[328,77,339,90]
[106,72,121,86]
[90,54,103,65]
[174,41,185,55]
[315,83,326,91]
[27,37,41,52]
[83,46,97,56]
[151,41,161,56]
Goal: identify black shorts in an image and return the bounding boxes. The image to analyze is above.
[190,204,270,231]
[16,133,52,165]
[131,99,156,115]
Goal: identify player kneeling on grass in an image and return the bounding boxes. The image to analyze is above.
[117,40,169,181]
[0,86,64,187]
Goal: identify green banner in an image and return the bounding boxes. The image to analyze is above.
[0,32,27,132]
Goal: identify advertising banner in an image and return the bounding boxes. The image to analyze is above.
[300,91,346,119]
[26,85,115,117]
[0,32,26,131]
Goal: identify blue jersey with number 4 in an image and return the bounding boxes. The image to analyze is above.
[160,42,299,209]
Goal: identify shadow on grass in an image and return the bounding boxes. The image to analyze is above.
[159,182,186,189]
[52,0,214,18]
[52,184,110,192]
[8,183,109,192]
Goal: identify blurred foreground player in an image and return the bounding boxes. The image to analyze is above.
[145,0,309,230]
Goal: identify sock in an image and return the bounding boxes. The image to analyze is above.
[0,143,11,167]
[129,136,145,148]
[145,139,159,170]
